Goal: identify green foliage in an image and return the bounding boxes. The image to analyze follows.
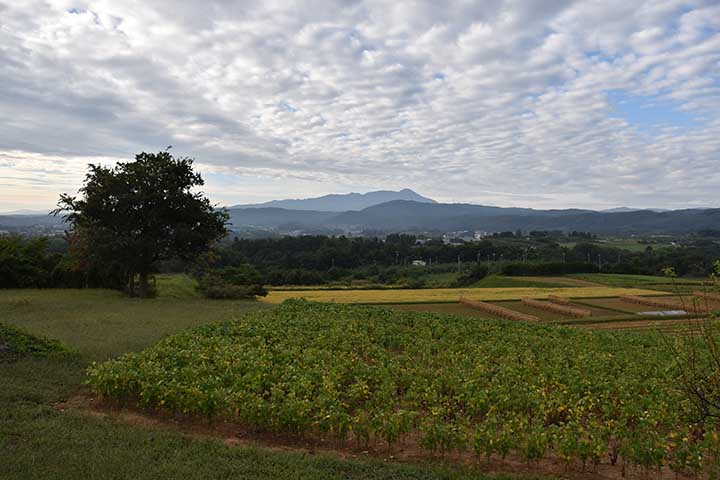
[0,235,59,288]
[1,291,517,480]
[55,150,228,297]
[89,300,719,472]
[0,322,69,358]
[155,273,201,298]
[454,263,489,287]
[502,262,598,276]
[197,265,268,299]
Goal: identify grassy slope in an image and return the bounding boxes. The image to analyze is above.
[568,273,706,288]
[0,289,535,480]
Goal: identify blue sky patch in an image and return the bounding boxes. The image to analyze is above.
[608,90,700,133]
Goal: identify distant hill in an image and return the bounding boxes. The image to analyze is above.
[231,188,436,212]
[226,201,720,236]
[601,207,670,213]
[5,199,718,237]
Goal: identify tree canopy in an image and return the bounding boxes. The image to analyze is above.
[55,150,228,297]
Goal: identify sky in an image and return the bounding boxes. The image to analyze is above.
[0,0,719,213]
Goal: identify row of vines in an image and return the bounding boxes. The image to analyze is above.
[88,299,719,476]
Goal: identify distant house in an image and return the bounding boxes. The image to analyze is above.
[411,260,427,267]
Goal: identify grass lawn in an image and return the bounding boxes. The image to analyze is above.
[0,289,539,480]
[568,273,707,288]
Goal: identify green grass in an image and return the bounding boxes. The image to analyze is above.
[155,273,201,299]
[0,289,541,480]
[568,273,706,288]
[0,289,268,360]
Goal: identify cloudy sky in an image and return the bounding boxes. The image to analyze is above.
[1,0,719,212]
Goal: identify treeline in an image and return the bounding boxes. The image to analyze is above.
[0,235,125,289]
[216,234,720,284]
[3,232,719,289]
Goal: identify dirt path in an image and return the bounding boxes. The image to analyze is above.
[56,393,695,480]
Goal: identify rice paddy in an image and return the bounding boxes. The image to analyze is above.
[261,286,664,304]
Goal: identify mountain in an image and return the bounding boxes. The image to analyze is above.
[602,207,670,213]
[231,189,436,212]
[6,200,717,237]
[226,201,720,236]
[0,209,52,215]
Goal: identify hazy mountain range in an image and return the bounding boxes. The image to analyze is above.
[2,189,718,236]
[230,188,436,211]
[225,200,720,235]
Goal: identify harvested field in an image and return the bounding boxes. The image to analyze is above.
[460,298,539,321]
[694,290,720,303]
[577,297,665,313]
[548,295,570,305]
[575,317,715,333]
[261,286,662,304]
[620,295,683,310]
[521,298,592,318]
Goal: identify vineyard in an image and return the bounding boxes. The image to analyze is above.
[88,300,720,476]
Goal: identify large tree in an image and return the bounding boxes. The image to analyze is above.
[55,150,228,297]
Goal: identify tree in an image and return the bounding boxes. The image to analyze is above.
[55,150,228,297]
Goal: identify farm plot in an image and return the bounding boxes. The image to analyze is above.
[261,286,662,304]
[459,298,539,321]
[88,300,720,476]
[575,297,667,314]
[386,302,500,319]
[574,317,718,334]
[490,300,567,322]
[521,298,592,318]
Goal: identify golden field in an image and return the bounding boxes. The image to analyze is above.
[261,286,665,304]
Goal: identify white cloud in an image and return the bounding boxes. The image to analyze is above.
[0,0,718,211]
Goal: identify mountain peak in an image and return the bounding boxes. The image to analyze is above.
[230,189,436,212]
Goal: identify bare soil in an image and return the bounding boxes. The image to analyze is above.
[57,392,697,480]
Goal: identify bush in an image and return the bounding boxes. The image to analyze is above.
[197,265,267,299]
[454,263,489,287]
[0,322,69,359]
[0,236,59,288]
[502,262,599,276]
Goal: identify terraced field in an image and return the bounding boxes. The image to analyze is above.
[262,286,663,304]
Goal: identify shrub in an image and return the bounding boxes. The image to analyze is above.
[0,322,69,359]
[197,265,267,299]
[502,262,598,276]
[454,263,489,287]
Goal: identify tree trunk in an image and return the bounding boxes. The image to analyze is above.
[128,272,136,297]
[138,271,149,298]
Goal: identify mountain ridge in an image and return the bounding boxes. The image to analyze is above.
[230,188,436,212]
[225,200,720,235]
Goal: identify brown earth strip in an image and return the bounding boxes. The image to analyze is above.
[56,392,696,480]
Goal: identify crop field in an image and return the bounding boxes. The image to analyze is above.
[88,300,720,476]
[386,302,495,318]
[4,290,517,480]
[577,296,686,314]
[572,316,720,334]
[261,286,663,304]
